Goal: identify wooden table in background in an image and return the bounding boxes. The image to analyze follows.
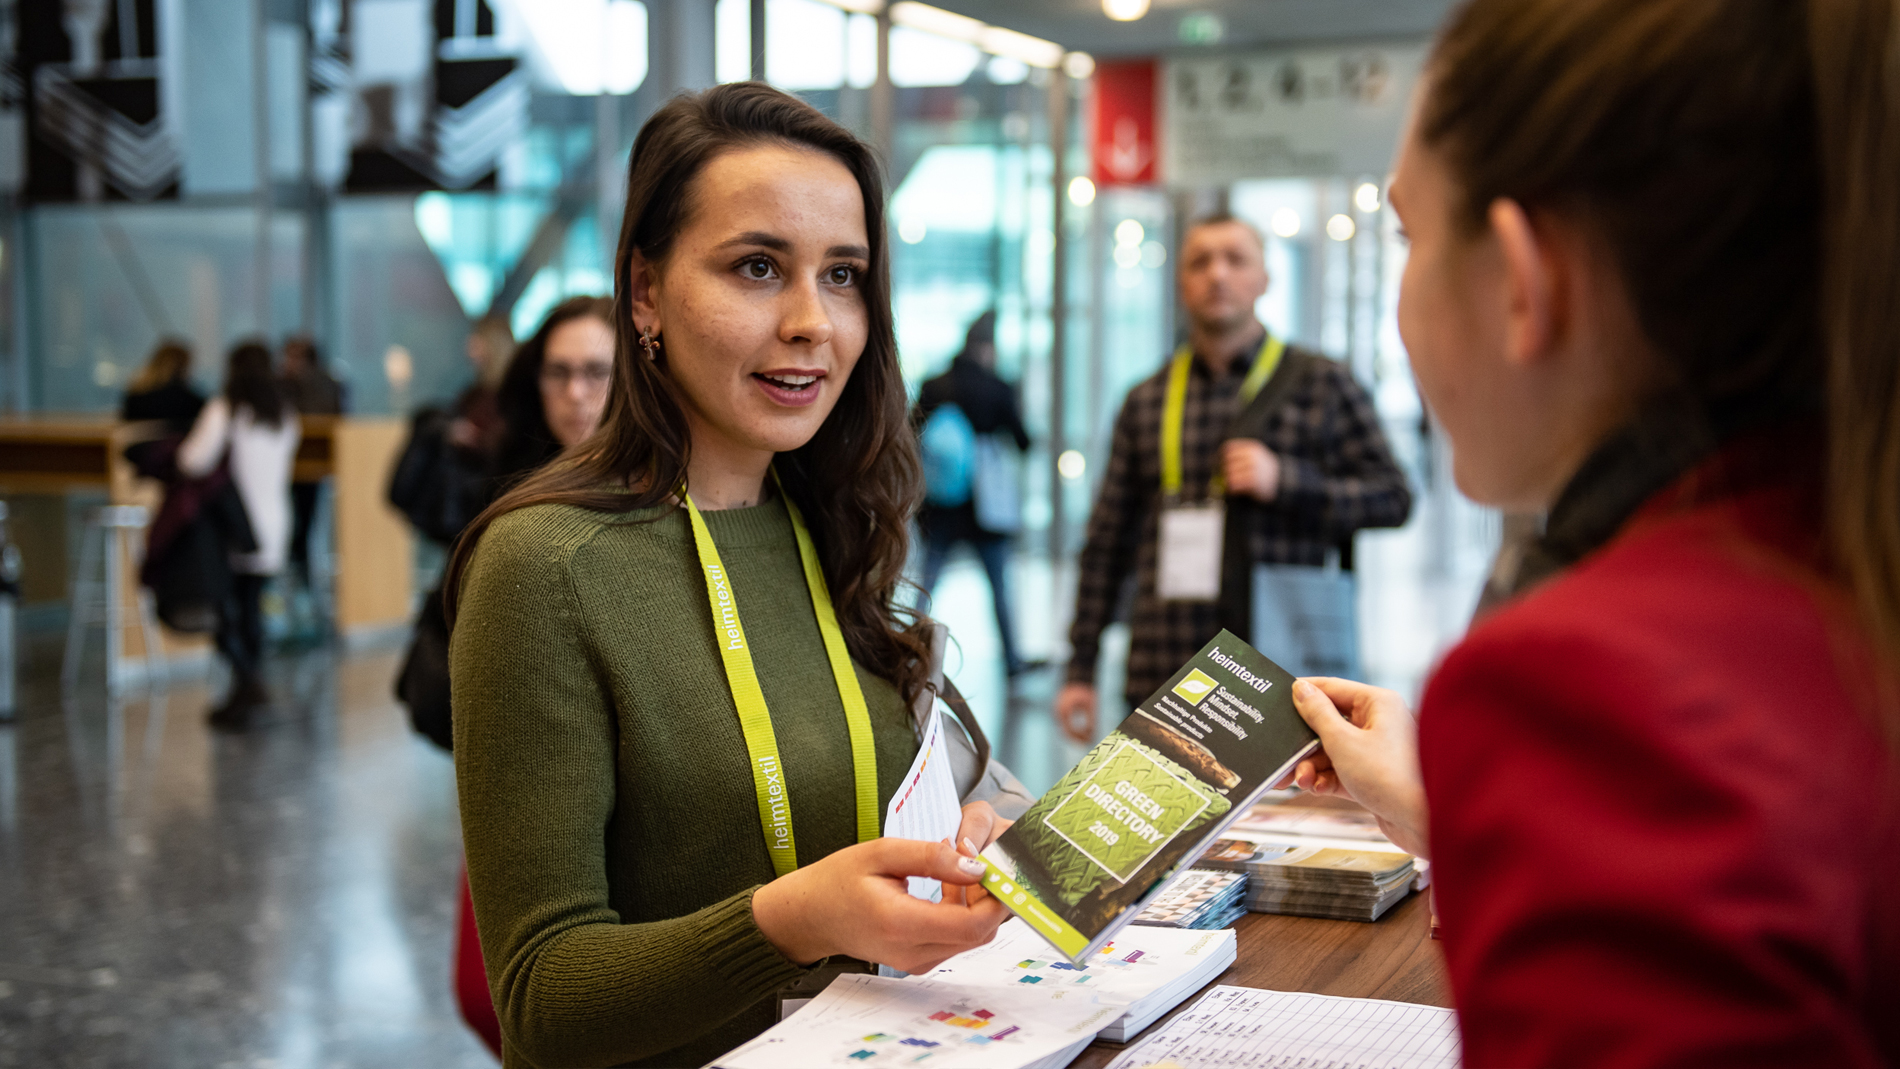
[1068,892,1447,1067]
[0,414,415,661]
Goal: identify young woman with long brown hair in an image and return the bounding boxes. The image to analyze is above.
[1284,0,1900,1065]
[444,84,1010,1068]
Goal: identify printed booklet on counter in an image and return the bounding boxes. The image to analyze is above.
[978,631,1318,963]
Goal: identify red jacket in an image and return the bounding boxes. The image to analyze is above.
[1421,472,1900,1068]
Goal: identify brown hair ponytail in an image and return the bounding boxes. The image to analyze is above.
[1424,0,1900,740]
[443,83,931,703]
[1810,0,1900,734]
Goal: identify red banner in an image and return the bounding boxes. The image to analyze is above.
[1092,59,1158,187]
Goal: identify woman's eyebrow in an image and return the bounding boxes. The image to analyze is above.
[716,232,868,261]
[720,230,792,251]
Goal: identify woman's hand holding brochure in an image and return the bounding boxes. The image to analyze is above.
[1283,678,1431,859]
[752,829,1010,973]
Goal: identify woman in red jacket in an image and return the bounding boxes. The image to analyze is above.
[1288,1,1900,1065]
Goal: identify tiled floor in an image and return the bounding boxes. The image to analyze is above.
[1,422,1496,1066]
[0,639,495,1069]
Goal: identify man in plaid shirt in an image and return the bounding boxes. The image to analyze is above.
[1058,215,1413,741]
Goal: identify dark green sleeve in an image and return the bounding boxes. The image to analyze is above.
[450,509,806,1066]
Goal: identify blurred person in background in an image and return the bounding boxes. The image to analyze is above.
[278,335,345,610]
[453,314,516,456]
[1281,0,1900,1064]
[178,341,300,727]
[386,295,614,1058]
[913,310,1035,677]
[1057,214,1411,743]
[399,294,616,755]
[387,315,517,548]
[120,339,204,432]
[493,296,617,479]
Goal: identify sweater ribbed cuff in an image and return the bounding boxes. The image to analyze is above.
[696,887,811,998]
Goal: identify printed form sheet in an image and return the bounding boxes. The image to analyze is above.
[1105,985,1460,1069]
[884,698,965,901]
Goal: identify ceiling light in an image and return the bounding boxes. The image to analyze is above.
[1063,52,1095,80]
[1058,449,1087,480]
[1271,208,1301,238]
[1104,0,1149,21]
[887,2,1064,67]
[1326,214,1357,242]
[978,24,1064,68]
[888,1,984,40]
[1355,182,1382,213]
[1114,219,1145,246]
[1068,176,1096,207]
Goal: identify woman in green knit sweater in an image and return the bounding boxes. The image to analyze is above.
[445,85,1013,1068]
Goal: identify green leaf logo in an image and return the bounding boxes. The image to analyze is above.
[1171,668,1219,706]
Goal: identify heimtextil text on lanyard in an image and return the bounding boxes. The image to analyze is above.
[684,473,880,877]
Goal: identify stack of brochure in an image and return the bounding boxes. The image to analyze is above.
[1196,836,1417,922]
[1129,869,1248,931]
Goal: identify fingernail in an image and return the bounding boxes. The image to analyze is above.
[1293,680,1315,700]
[957,857,986,877]
[961,837,980,856]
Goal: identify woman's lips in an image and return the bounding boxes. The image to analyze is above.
[751,370,825,408]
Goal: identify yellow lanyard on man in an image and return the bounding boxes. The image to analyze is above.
[683,476,880,878]
[1159,333,1287,499]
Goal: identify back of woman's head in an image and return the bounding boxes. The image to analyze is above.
[1425,0,1900,720]
[224,340,286,427]
[130,340,192,394]
[494,294,614,479]
[448,82,929,700]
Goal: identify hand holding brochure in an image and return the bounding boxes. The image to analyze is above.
[978,631,1318,962]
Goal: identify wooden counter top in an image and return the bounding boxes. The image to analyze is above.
[1069,891,1449,1067]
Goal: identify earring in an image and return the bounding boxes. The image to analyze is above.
[638,328,661,361]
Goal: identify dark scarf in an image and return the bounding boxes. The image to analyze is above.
[1476,400,1726,617]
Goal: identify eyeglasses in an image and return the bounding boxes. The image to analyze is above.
[541,362,613,388]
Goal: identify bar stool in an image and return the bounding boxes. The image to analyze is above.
[62,504,167,695]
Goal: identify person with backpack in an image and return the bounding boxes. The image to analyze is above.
[913,312,1034,676]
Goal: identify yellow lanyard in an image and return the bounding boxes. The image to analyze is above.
[1160,333,1287,499]
[683,476,880,878]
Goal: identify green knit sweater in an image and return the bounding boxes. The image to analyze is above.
[451,497,921,1068]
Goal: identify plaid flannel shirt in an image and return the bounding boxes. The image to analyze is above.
[1067,341,1413,705]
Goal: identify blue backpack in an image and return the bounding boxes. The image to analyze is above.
[920,403,976,507]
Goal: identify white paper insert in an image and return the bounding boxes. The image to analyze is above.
[883,698,964,901]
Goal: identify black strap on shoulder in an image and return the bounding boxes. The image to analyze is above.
[936,677,992,780]
[1225,345,1317,441]
[1218,346,1323,640]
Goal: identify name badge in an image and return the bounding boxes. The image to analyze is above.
[1157,503,1223,601]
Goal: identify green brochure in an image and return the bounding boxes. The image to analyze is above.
[978,631,1319,963]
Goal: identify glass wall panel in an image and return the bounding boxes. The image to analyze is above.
[329,197,473,416]
[26,205,304,413]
